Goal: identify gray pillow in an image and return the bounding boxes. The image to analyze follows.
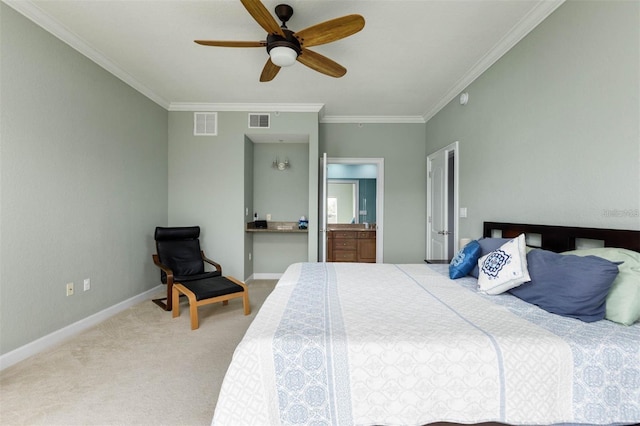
[508,249,620,322]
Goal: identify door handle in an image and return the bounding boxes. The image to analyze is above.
[437,230,451,235]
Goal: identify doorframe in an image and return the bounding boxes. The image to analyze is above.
[426,141,459,260]
[326,157,384,263]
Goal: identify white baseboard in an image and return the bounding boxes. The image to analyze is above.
[0,285,163,371]
[252,273,283,280]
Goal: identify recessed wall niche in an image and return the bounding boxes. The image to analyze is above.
[248,136,310,275]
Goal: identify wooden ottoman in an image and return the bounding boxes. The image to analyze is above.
[172,275,250,330]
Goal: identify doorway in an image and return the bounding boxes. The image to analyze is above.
[426,142,459,261]
[319,157,384,262]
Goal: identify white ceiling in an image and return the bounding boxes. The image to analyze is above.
[5,0,564,122]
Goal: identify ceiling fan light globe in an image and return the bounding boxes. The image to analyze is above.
[269,46,297,67]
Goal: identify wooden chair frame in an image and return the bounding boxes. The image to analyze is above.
[172,276,250,330]
[152,251,221,311]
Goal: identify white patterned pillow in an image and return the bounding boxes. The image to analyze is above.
[477,233,531,295]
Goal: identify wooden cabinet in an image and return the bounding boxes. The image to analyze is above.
[328,231,357,262]
[327,230,376,263]
[357,231,376,262]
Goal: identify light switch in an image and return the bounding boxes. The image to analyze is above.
[460,207,468,218]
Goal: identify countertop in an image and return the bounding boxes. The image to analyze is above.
[246,221,308,233]
[327,225,376,232]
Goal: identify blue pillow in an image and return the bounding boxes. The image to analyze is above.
[508,249,620,322]
[469,238,511,278]
[449,240,482,279]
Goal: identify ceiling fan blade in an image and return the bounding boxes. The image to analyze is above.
[194,40,266,48]
[240,0,285,37]
[297,48,346,78]
[295,15,365,48]
[260,58,281,82]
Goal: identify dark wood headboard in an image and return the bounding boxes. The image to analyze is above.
[483,222,640,253]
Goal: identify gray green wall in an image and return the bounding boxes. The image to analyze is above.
[253,143,309,221]
[3,0,638,358]
[320,123,427,263]
[425,0,640,239]
[167,111,318,280]
[0,5,169,355]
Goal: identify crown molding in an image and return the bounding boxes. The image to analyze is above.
[320,116,426,124]
[170,105,424,124]
[168,102,325,114]
[4,0,171,109]
[422,0,565,122]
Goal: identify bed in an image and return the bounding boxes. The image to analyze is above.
[213,222,640,426]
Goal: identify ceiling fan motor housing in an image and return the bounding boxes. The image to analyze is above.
[266,29,301,56]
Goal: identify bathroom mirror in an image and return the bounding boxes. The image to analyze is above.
[327,164,377,224]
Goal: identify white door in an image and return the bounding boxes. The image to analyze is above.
[427,150,448,260]
[319,153,328,262]
[426,141,459,261]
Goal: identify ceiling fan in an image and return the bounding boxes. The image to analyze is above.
[195,0,365,82]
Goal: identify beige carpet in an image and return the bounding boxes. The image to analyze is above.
[0,280,277,426]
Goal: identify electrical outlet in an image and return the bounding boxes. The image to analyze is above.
[66,282,74,296]
[83,278,91,291]
[266,214,272,221]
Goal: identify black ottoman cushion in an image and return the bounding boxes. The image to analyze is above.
[180,276,244,301]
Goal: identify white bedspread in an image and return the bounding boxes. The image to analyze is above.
[213,262,602,425]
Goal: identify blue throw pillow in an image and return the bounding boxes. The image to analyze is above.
[469,238,511,278]
[509,249,620,322]
[449,240,482,279]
